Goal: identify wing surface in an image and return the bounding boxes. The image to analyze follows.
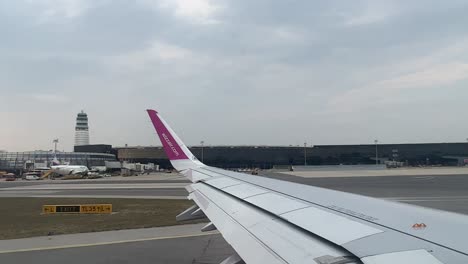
[146,109,468,264]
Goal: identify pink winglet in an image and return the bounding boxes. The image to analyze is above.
[147,109,189,160]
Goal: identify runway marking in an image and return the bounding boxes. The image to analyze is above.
[413,176,435,180]
[0,232,218,254]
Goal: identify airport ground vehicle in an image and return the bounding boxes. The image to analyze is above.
[4,174,16,181]
[25,174,40,180]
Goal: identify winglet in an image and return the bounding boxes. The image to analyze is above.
[146,109,204,171]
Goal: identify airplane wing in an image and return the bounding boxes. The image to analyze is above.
[146,109,468,264]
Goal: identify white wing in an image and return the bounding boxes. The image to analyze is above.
[146,109,468,264]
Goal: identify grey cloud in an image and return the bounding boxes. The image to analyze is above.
[1,0,468,151]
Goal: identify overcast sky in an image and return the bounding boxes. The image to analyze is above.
[1,0,468,152]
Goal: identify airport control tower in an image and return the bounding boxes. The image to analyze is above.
[74,111,90,146]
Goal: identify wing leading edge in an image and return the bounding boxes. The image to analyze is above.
[146,109,468,264]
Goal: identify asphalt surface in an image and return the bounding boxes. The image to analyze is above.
[1,172,468,263]
[0,233,233,264]
[0,235,221,264]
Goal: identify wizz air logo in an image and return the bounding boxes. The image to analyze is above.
[162,133,180,156]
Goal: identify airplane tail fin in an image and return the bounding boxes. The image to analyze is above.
[52,157,60,166]
[146,109,204,171]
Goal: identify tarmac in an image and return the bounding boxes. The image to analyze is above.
[1,168,468,263]
[0,224,233,264]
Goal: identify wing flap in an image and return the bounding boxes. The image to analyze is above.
[244,192,309,215]
[281,206,382,245]
[222,183,269,199]
[204,177,243,189]
[185,170,212,182]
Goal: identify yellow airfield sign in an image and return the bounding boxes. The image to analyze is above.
[42,204,112,214]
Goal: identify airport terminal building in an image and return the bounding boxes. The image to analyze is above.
[0,151,116,172]
[109,142,468,169]
[4,142,464,172]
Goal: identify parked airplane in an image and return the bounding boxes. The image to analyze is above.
[147,109,468,264]
[50,157,88,176]
[50,165,88,176]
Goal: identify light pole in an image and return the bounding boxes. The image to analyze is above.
[200,141,204,163]
[374,139,378,165]
[304,142,307,166]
